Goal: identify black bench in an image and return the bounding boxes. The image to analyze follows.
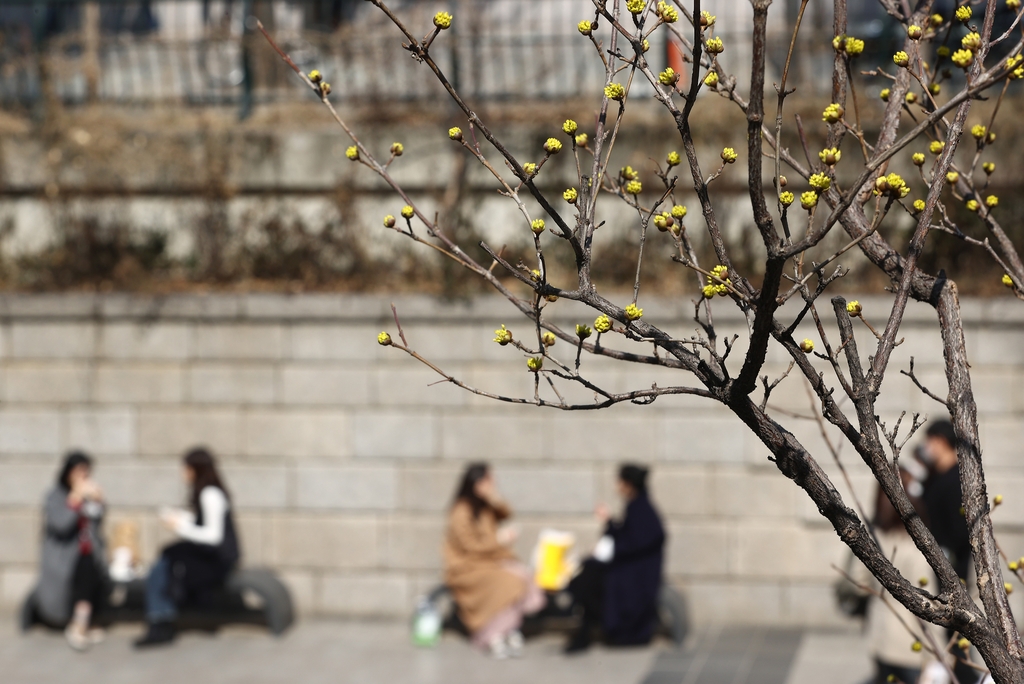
[19,567,294,636]
[426,582,689,647]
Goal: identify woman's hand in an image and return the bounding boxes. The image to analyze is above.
[496,524,519,546]
[594,503,610,524]
[159,508,184,532]
[79,479,103,502]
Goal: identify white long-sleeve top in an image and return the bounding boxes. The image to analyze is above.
[172,487,229,546]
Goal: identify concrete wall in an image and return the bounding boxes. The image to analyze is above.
[0,292,1023,626]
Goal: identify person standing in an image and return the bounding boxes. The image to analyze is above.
[134,448,240,647]
[443,462,545,659]
[37,451,108,651]
[920,420,971,582]
[565,463,666,653]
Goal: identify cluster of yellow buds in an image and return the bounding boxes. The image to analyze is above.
[624,303,643,321]
[527,357,543,372]
[544,138,563,154]
[667,150,681,167]
[962,32,981,51]
[704,72,719,87]
[847,300,863,317]
[377,331,392,346]
[1007,55,1024,80]
[832,35,864,55]
[531,218,546,235]
[907,24,923,40]
[391,142,404,156]
[1006,582,1014,595]
[605,83,626,101]
[621,166,638,181]
[523,162,537,175]
[705,36,724,55]
[641,39,650,53]
[951,49,974,69]
[937,46,950,58]
[702,265,731,299]
[946,171,960,184]
[983,161,996,174]
[401,205,415,219]
[721,147,738,164]
[656,1,678,23]
[493,325,513,345]
[1010,0,1022,10]
[652,212,676,232]
[1003,274,1015,288]
[913,199,926,212]
[912,152,926,166]
[700,10,715,27]
[893,51,910,67]
[818,147,841,166]
[383,214,396,228]
[563,187,578,203]
[625,180,643,195]
[345,145,359,161]
[809,172,831,192]
[659,67,678,86]
[955,5,972,22]
[971,124,987,139]
[433,11,453,29]
[880,88,890,101]
[542,332,556,347]
[911,641,923,653]
[905,92,918,105]
[779,191,795,207]
[800,191,819,210]
[987,195,998,207]
[822,103,844,123]
[448,127,463,141]
[799,339,815,353]
[563,119,578,135]
[966,199,979,212]
[874,172,909,198]
[594,314,612,333]
[929,83,941,96]
[578,20,593,36]
[575,132,589,147]
[929,140,945,154]
[626,0,645,15]
[930,13,944,27]
[309,70,332,96]
[576,324,592,340]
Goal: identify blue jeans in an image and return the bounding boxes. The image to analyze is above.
[145,556,178,623]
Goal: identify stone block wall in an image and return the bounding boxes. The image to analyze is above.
[0,292,1022,626]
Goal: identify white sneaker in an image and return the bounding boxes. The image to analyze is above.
[506,630,524,658]
[488,634,509,660]
[65,625,90,652]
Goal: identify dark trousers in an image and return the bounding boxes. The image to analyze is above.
[69,552,105,613]
[875,660,919,684]
[568,559,607,632]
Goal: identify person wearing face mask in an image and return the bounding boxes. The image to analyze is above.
[37,451,108,651]
[565,463,666,654]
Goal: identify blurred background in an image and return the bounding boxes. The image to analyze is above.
[1,2,1024,683]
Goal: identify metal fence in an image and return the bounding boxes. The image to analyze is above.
[0,0,852,115]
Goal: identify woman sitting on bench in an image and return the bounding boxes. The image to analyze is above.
[135,447,240,647]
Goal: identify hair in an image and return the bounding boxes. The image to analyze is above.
[925,420,957,450]
[183,447,229,513]
[452,461,491,519]
[618,463,649,496]
[57,451,92,491]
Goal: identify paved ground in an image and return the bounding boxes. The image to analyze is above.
[0,618,873,684]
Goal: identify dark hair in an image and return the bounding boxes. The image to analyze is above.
[184,447,229,513]
[619,463,649,495]
[57,451,92,491]
[453,462,491,519]
[925,420,957,449]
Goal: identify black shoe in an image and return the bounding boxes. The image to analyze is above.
[133,621,176,648]
[564,628,592,654]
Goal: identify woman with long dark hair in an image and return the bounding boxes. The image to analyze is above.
[565,463,665,653]
[443,462,544,658]
[37,451,108,650]
[134,447,240,647]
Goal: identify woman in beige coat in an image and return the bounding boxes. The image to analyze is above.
[443,463,545,658]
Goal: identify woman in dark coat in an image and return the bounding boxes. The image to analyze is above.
[37,451,108,650]
[134,447,240,647]
[565,463,666,653]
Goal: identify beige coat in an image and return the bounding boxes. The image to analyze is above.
[853,529,944,669]
[443,500,525,633]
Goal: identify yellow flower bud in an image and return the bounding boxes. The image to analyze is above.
[401,205,414,219]
[594,315,612,333]
[527,356,543,372]
[433,11,453,29]
[493,325,513,345]
[624,303,643,321]
[377,331,392,346]
[799,339,815,353]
